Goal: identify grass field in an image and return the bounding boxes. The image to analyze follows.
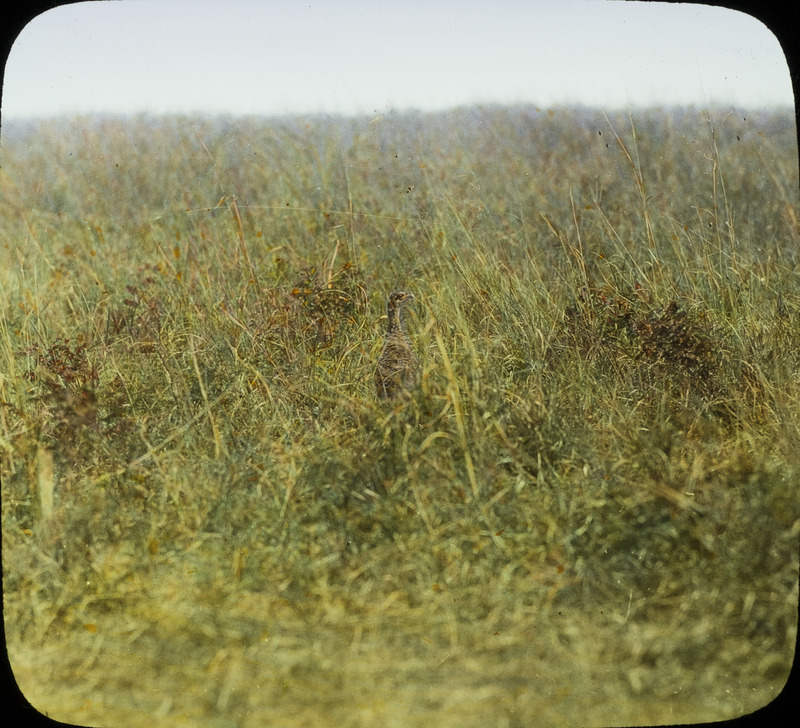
[1,104,799,727]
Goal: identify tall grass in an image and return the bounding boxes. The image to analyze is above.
[1,105,798,726]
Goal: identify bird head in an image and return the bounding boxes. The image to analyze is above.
[389,290,415,308]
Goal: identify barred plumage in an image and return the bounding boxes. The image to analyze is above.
[375,291,419,399]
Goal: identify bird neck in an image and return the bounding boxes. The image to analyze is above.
[387,305,404,335]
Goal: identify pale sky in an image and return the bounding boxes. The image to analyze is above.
[0,0,794,119]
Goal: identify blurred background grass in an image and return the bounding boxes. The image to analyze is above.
[1,105,798,726]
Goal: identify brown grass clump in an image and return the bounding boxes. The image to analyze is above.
[630,300,718,385]
[289,260,368,353]
[563,287,724,402]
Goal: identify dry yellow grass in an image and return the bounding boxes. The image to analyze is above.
[2,105,798,726]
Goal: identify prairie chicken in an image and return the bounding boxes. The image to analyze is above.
[375,291,419,399]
